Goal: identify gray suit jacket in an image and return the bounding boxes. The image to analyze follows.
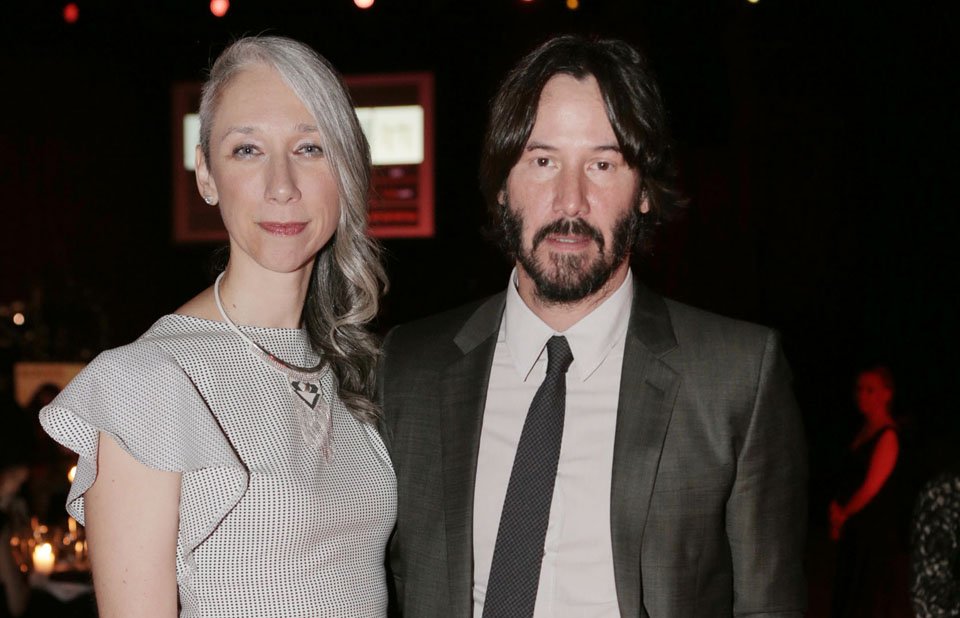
[380,285,807,617]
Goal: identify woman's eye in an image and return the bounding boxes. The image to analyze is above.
[596,161,611,171]
[535,157,550,167]
[299,144,324,156]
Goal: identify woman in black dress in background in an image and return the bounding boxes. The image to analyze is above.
[829,366,912,616]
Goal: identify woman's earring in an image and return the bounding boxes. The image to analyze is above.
[203,195,216,205]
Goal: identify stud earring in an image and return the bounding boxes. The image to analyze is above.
[203,195,216,205]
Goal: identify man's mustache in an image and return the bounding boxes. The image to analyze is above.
[532,218,605,252]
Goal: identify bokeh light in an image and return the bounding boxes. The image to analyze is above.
[210,0,230,17]
[63,3,79,24]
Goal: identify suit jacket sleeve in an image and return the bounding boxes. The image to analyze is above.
[726,330,807,616]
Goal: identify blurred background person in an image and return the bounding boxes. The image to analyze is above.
[0,387,32,618]
[22,384,71,526]
[829,366,912,616]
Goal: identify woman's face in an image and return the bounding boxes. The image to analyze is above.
[855,371,892,417]
[196,63,340,277]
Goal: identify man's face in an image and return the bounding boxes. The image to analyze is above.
[500,74,646,304]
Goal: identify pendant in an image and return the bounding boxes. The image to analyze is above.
[249,344,334,462]
[291,379,333,462]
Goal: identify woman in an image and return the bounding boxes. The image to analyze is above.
[39,36,395,617]
[829,366,911,616]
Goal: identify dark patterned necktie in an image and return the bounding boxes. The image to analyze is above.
[483,335,574,618]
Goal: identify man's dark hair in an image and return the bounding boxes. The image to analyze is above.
[480,34,682,252]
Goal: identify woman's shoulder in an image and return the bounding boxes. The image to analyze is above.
[39,315,244,475]
[856,423,900,446]
[81,314,225,377]
[875,424,901,446]
[39,315,233,436]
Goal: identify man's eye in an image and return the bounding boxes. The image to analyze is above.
[233,145,257,157]
[596,161,611,171]
[535,157,550,167]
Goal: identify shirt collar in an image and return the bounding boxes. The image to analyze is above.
[502,267,634,382]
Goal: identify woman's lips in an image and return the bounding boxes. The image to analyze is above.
[258,221,307,236]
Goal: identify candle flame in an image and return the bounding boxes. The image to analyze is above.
[33,542,55,575]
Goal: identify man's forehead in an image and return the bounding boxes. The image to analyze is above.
[524,74,618,147]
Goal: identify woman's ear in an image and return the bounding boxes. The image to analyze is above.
[195,145,219,206]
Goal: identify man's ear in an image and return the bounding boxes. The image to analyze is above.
[497,189,506,207]
[639,196,650,215]
[195,145,219,206]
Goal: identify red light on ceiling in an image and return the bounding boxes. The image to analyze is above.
[210,0,230,17]
[354,0,375,8]
[63,3,79,23]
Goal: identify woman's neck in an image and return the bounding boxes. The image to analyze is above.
[217,264,311,329]
[860,410,895,435]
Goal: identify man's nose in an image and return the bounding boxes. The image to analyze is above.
[553,167,589,217]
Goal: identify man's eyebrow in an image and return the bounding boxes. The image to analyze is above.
[524,141,622,153]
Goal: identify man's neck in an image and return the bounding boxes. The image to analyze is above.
[515,262,631,332]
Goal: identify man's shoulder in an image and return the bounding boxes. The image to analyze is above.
[663,297,773,340]
[383,292,505,358]
[650,294,778,363]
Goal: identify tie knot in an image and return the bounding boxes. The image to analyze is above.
[545,336,574,376]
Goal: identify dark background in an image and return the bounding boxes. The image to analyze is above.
[0,0,956,607]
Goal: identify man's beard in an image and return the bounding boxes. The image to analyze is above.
[500,201,640,304]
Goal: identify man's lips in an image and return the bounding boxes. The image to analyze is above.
[532,218,605,251]
[542,233,593,249]
[258,221,308,236]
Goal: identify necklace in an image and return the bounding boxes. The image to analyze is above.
[214,272,334,460]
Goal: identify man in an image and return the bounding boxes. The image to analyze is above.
[381,35,807,617]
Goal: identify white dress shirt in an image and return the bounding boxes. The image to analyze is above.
[472,269,633,618]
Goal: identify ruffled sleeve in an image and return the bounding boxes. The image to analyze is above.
[38,340,249,558]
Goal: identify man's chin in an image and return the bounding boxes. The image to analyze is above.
[529,267,609,304]
[520,250,630,305]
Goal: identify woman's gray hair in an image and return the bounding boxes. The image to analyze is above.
[199,36,387,424]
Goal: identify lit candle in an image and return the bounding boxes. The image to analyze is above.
[32,543,55,575]
[67,517,77,535]
[67,465,77,483]
[74,540,83,560]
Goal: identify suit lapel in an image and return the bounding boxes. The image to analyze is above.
[611,286,680,617]
[440,293,505,617]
